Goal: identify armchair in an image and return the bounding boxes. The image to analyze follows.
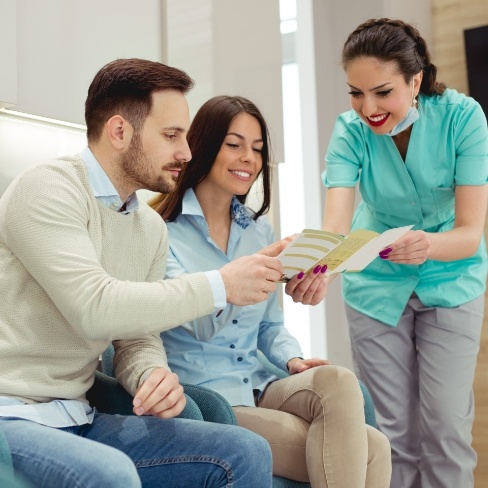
[101,346,377,488]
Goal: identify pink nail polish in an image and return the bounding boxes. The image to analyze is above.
[379,248,392,257]
[321,265,327,273]
[313,265,321,274]
[297,272,305,279]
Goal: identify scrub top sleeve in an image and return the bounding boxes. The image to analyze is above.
[454,100,488,185]
[322,115,363,188]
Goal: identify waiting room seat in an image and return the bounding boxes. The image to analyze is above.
[101,345,377,488]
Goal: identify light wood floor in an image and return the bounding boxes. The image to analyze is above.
[473,223,488,487]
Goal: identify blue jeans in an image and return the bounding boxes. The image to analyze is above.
[0,412,272,488]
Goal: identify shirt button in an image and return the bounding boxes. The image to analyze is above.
[230,344,235,349]
[243,378,249,383]
[232,319,238,324]
[237,357,243,362]
[411,202,416,206]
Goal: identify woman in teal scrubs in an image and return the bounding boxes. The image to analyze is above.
[321,18,488,488]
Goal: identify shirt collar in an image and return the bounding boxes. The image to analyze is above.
[80,147,139,213]
[181,189,252,229]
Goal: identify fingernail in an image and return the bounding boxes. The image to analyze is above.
[135,407,144,415]
[133,398,141,407]
[297,271,305,280]
[313,265,321,274]
[379,248,392,256]
[379,254,389,260]
[321,264,327,273]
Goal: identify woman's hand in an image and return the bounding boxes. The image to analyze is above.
[287,357,330,375]
[284,265,330,305]
[379,230,431,264]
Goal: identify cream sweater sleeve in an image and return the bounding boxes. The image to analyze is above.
[112,232,172,394]
[3,162,216,343]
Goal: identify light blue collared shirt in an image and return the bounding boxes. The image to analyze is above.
[0,148,225,426]
[81,146,140,213]
[162,189,303,407]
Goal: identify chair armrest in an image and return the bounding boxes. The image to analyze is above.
[182,384,237,425]
[87,370,135,416]
[88,371,203,420]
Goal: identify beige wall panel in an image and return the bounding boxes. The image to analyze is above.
[432,0,488,93]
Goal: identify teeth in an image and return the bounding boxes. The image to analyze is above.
[231,170,251,177]
[368,114,387,122]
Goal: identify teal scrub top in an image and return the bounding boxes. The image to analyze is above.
[322,89,488,326]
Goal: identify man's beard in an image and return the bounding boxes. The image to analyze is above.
[120,132,183,194]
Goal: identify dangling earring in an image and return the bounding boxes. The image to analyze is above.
[412,96,418,108]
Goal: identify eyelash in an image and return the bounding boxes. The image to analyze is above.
[166,134,177,141]
[348,89,392,99]
[226,143,263,153]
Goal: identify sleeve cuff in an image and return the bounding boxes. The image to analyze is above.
[204,270,227,314]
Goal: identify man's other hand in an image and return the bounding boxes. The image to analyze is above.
[133,367,186,418]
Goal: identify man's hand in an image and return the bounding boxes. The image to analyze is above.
[257,235,296,257]
[287,357,330,375]
[220,254,283,306]
[284,265,331,305]
[133,368,186,418]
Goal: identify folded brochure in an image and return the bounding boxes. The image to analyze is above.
[277,225,413,281]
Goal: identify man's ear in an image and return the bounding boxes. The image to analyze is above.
[106,115,133,150]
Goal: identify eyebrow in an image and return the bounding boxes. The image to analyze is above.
[227,132,263,144]
[347,82,392,91]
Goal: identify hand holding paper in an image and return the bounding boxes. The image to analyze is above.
[277,225,414,281]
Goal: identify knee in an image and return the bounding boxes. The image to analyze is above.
[88,450,141,488]
[309,365,362,400]
[369,427,391,463]
[367,426,392,480]
[234,427,272,472]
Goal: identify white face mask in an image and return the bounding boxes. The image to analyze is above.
[387,82,419,137]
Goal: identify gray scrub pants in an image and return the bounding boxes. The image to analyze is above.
[346,293,484,488]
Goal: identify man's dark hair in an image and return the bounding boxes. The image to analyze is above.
[85,58,194,142]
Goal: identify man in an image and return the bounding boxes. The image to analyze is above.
[0,58,280,487]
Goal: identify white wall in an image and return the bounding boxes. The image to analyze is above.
[12,0,165,124]
[0,0,17,107]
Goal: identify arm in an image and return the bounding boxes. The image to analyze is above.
[256,292,303,372]
[3,164,215,341]
[4,164,281,342]
[383,100,488,264]
[256,292,329,374]
[384,185,488,264]
[165,247,242,341]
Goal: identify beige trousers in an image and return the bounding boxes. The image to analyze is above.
[233,365,391,488]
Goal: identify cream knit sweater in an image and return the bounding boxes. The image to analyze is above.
[0,157,214,404]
